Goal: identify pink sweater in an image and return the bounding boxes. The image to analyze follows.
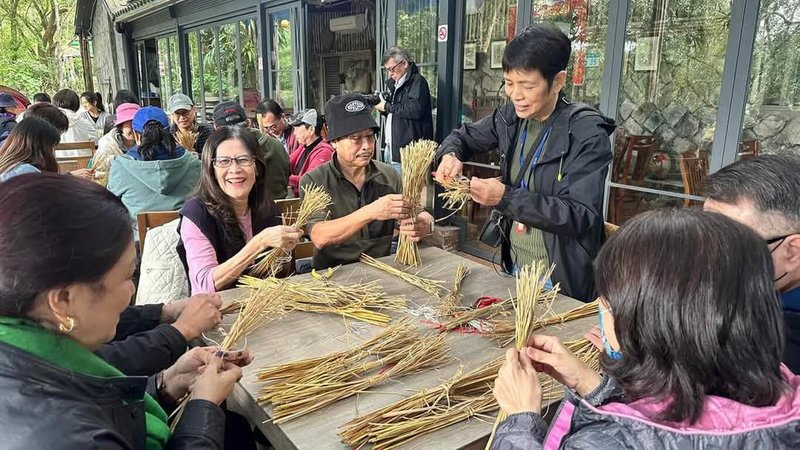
[181,212,253,294]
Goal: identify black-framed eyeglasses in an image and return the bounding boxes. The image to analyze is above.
[383,60,405,74]
[765,233,797,253]
[212,155,255,168]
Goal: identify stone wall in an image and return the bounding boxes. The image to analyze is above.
[618,99,716,156]
[742,106,800,158]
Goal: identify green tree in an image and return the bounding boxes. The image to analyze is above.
[0,0,83,96]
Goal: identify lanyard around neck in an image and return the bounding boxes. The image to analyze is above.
[517,123,552,190]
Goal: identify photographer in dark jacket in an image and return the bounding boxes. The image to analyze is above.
[375,47,434,166]
[435,25,614,302]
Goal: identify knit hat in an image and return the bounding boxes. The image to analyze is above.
[324,94,378,141]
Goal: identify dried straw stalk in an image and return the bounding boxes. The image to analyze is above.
[174,128,198,151]
[395,140,437,266]
[439,300,509,332]
[267,333,449,424]
[251,184,332,277]
[490,300,599,346]
[360,253,446,297]
[486,262,557,449]
[436,177,471,210]
[238,275,406,326]
[438,263,470,316]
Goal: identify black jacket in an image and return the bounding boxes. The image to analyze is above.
[437,99,614,301]
[784,310,800,373]
[0,340,224,450]
[96,304,187,376]
[382,63,434,161]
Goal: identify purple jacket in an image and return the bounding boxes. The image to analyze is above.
[494,367,800,449]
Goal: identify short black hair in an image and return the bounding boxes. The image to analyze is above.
[703,155,800,233]
[114,89,140,108]
[33,93,50,103]
[595,208,787,424]
[255,99,284,117]
[25,103,69,133]
[502,24,571,88]
[52,89,80,112]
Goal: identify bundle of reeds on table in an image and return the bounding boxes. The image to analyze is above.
[395,140,437,266]
[360,253,446,297]
[238,274,406,326]
[485,261,557,449]
[251,184,331,277]
[339,336,598,449]
[438,262,469,316]
[263,332,449,424]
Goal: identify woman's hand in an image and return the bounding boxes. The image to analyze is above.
[524,335,601,397]
[162,347,252,404]
[190,350,245,405]
[251,225,302,254]
[169,294,223,340]
[70,168,93,180]
[493,347,542,415]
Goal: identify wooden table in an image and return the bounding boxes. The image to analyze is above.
[216,247,595,450]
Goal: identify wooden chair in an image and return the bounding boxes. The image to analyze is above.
[738,139,760,160]
[54,141,96,170]
[678,150,710,206]
[137,211,180,250]
[609,134,659,223]
[57,160,80,174]
[275,198,301,222]
[604,222,620,239]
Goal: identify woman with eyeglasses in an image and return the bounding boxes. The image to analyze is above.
[491,209,800,449]
[107,106,200,245]
[178,127,301,294]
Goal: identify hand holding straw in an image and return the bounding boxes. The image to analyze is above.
[395,140,437,266]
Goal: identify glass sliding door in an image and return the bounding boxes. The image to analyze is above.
[266,2,307,114]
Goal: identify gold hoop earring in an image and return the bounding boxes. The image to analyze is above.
[59,316,75,334]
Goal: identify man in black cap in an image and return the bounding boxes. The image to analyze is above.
[212,101,290,199]
[300,93,434,269]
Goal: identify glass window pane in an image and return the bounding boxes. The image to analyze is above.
[396,0,438,100]
[532,0,609,107]
[201,27,220,119]
[188,32,201,106]
[138,39,161,107]
[219,23,239,102]
[169,36,182,96]
[241,19,260,118]
[609,0,730,222]
[269,11,295,112]
[460,0,514,125]
[157,37,172,100]
[608,187,696,225]
[738,1,800,161]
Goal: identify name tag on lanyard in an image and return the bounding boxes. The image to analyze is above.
[515,124,552,235]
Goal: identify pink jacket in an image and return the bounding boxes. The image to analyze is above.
[289,138,334,196]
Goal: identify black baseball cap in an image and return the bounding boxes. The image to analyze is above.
[212,101,247,126]
[324,94,379,141]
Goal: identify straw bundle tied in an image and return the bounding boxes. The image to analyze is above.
[265,333,449,424]
[486,262,557,449]
[439,299,509,332]
[238,274,406,326]
[340,338,598,449]
[438,263,469,316]
[360,253,446,297]
[395,140,437,267]
[257,319,419,403]
[436,176,471,211]
[490,300,599,346]
[251,184,332,277]
[170,281,289,430]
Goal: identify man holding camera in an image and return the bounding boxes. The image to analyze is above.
[375,47,434,167]
[435,26,614,302]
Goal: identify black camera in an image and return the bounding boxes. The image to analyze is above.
[362,91,393,106]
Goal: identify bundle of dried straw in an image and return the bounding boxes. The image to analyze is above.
[489,300,599,346]
[238,274,406,326]
[251,184,331,277]
[438,263,469,316]
[174,128,198,152]
[395,140,437,266]
[266,333,449,423]
[436,177,471,211]
[360,253,446,297]
[486,262,557,449]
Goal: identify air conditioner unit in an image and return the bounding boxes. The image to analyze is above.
[330,15,367,34]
